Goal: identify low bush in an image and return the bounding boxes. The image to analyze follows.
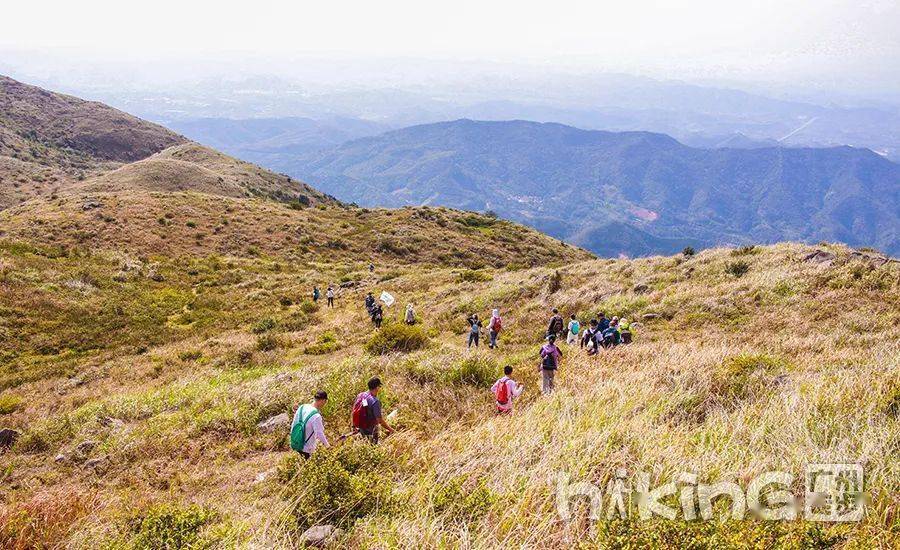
[432,476,496,522]
[304,331,341,355]
[251,317,277,334]
[298,300,319,314]
[456,269,493,283]
[279,443,394,529]
[125,503,217,549]
[0,393,23,415]
[682,246,696,256]
[711,353,785,402]
[256,334,281,352]
[365,323,429,355]
[443,355,496,388]
[725,260,750,278]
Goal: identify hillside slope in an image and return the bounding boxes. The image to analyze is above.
[0,75,187,208]
[0,242,896,548]
[289,119,900,256]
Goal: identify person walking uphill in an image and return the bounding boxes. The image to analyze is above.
[491,365,524,414]
[371,304,384,328]
[488,309,502,349]
[312,286,320,303]
[467,314,482,348]
[290,390,329,459]
[326,286,335,308]
[365,292,376,313]
[405,303,416,325]
[351,377,395,444]
[539,334,563,394]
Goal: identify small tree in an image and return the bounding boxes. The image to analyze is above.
[682,246,696,257]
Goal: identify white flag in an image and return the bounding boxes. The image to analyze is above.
[380,291,395,307]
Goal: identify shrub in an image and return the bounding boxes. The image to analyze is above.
[682,246,696,256]
[457,269,493,283]
[251,317,277,334]
[725,260,750,278]
[547,270,563,294]
[304,331,341,355]
[126,503,216,550]
[279,443,394,529]
[177,350,202,363]
[298,300,319,314]
[444,355,496,388]
[0,393,23,415]
[256,334,281,352]
[711,353,785,402]
[432,476,496,522]
[365,323,429,355]
[732,245,758,256]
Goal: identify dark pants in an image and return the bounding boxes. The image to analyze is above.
[360,427,379,444]
[489,330,498,348]
[299,451,311,460]
[327,297,334,307]
[622,332,632,344]
[468,332,479,347]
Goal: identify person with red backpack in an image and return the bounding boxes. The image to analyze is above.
[491,365,523,414]
[290,390,330,459]
[351,377,394,444]
[488,309,502,349]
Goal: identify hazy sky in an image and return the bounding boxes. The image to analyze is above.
[3,0,899,92]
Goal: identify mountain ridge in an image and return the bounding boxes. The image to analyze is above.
[288,118,900,256]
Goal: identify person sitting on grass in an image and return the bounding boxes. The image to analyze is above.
[491,365,524,414]
[351,377,395,444]
[290,390,329,459]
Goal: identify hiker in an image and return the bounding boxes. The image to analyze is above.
[369,263,375,273]
[312,286,320,303]
[290,390,329,459]
[488,309,502,349]
[597,312,610,333]
[467,313,482,348]
[365,292,376,313]
[372,304,384,328]
[491,365,524,414]
[326,286,335,308]
[405,303,416,325]
[601,317,621,348]
[539,334,562,394]
[582,319,601,355]
[547,308,565,339]
[351,377,394,444]
[619,318,633,344]
[566,314,580,345]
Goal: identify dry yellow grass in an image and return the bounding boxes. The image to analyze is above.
[0,240,896,548]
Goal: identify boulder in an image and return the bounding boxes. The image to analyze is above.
[642,313,661,320]
[339,281,356,289]
[802,250,835,266]
[299,525,343,548]
[0,428,20,449]
[257,413,290,433]
[54,453,68,463]
[84,456,110,473]
[81,200,103,211]
[848,251,891,268]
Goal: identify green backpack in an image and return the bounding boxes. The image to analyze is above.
[290,405,319,452]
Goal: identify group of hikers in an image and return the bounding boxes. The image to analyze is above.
[311,286,336,308]
[290,377,395,458]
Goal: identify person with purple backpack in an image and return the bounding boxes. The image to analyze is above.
[538,334,563,394]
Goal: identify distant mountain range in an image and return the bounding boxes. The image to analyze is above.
[288,119,899,256]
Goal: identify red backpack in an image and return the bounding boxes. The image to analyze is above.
[352,392,376,430]
[494,377,510,405]
[490,316,502,332]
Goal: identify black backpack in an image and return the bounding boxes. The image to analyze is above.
[541,350,557,370]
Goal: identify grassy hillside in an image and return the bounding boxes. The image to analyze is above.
[1,241,896,548]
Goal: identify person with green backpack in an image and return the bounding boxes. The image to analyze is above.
[566,314,580,345]
[290,390,330,459]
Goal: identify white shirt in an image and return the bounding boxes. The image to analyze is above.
[491,376,523,412]
[294,404,329,454]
